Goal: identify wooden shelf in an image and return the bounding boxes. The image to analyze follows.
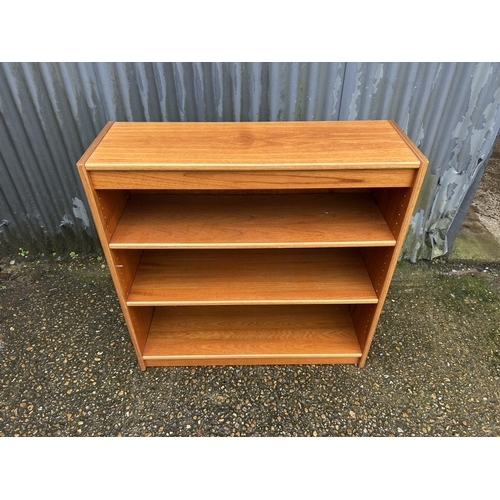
[142,305,362,366]
[84,121,421,170]
[77,120,429,370]
[109,193,396,249]
[127,248,378,306]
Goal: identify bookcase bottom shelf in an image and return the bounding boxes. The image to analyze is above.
[140,304,362,367]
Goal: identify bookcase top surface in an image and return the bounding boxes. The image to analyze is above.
[82,120,426,171]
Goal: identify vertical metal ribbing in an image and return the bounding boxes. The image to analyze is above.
[1,62,500,258]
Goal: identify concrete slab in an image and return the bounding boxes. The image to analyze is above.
[448,135,500,262]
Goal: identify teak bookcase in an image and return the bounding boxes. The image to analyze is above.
[77,120,428,370]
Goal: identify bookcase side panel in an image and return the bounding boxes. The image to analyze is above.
[77,165,150,369]
[355,163,428,366]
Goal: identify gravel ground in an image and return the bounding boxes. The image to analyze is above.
[1,253,499,438]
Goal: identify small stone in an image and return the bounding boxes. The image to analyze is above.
[349,411,356,418]
[186,425,191,429]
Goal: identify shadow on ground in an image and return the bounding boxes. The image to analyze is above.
[1,253,499,437]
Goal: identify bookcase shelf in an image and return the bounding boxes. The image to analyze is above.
[127,248,378,306]
[142,305,362,366]
[109,193,396,249]
[77,120,428,370]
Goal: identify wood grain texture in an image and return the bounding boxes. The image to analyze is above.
[127,305,154,354]
[142,305,362,363]
[84,121,422,170]
[389,120,429,167]
[95,190,129,241]
[76,121,115,167]
[144,356,360,367]
[349,303,378,358]
[374,187,411,240]
[111,248,142,299]
[127,248,378,306]
[357,133,429,367]
[90,169,416,190]
[109,193,396,249]
[77,120,430,369]
[354,187,424,363]
[76,165,147,369]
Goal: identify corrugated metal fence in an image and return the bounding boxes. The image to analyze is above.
[1,62,499,260]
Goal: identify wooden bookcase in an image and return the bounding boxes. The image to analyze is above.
[77,120,428,370]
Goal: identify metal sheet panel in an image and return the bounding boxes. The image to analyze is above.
[1,62,499,260]
[339,62,500,259]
